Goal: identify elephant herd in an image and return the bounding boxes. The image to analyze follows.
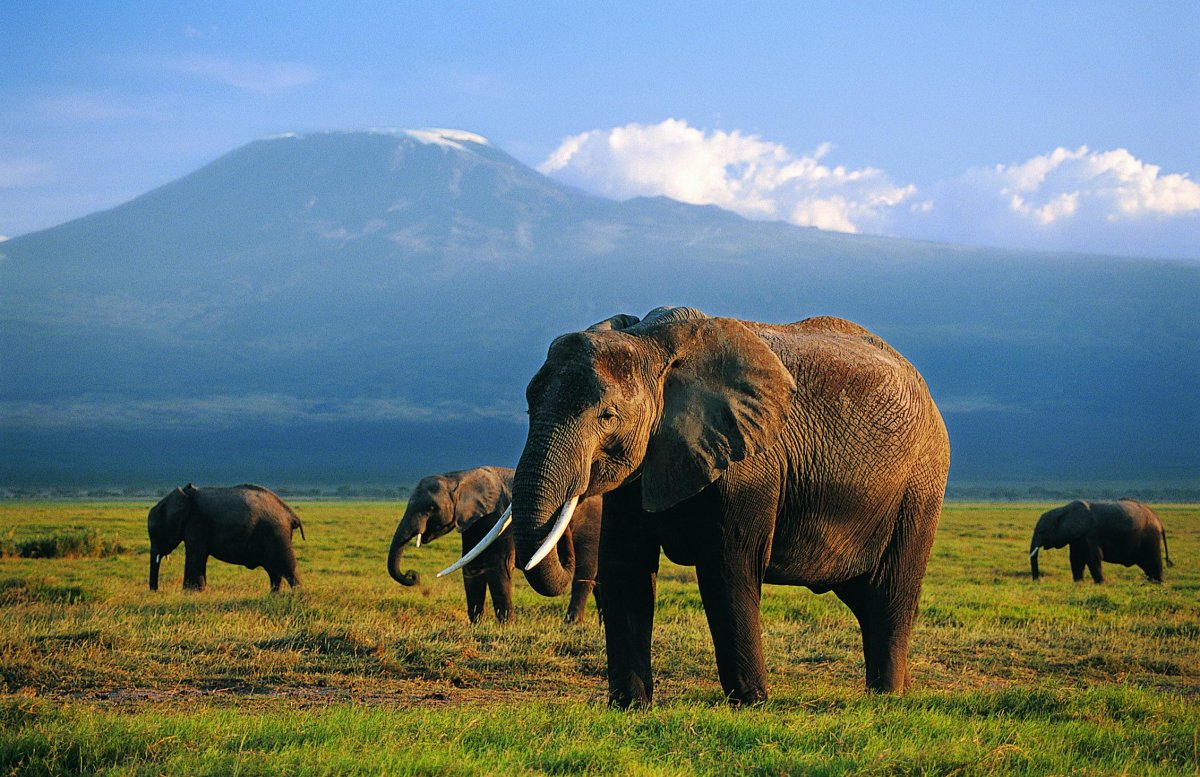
[146,307,1175,706]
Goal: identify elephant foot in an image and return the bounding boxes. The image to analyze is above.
[608,680,652,710]
[726,687,768,706]
[866,675,908,694]
[608,691,651,710]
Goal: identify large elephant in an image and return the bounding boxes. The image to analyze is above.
[451,307,950,706]
[1029,499,1173,583]
[147,483,305,592]
[388,466,602,623]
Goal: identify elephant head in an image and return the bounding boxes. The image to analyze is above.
[388,468,510,586]
[1029,499,1092,580]
[146,483,195,590]
[504,307,795,596]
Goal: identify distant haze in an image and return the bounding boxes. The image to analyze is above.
[1,130,1197,491]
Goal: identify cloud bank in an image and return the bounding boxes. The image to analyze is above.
[540,119,914,234]
[167,56,319,93]
[0,395,525,431]
[540,120,1200,258]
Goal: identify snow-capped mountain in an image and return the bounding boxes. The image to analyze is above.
[2,130,1197,488]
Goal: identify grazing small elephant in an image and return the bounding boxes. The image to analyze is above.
[148,483,305,592]
[451,307,950,706]
[387,466,602,624]
[1030,498,1173,583]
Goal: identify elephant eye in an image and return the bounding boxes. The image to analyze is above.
[598,407,618,424]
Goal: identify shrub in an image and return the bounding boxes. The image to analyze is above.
[0,527,127,559]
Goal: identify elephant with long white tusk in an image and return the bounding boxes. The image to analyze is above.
[495,307,950,707]
[395,467,603,624]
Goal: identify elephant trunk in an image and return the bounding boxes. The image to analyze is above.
[1029,537,1041,581]
[149,549,160,591]
[387,524,419,586]
[512,428,581,597]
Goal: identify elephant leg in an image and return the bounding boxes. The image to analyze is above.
[837,580,877,685]
[592,583,604,625]
[843,492,940,693]
[691,476,777,704]
[1069,542,1087,582]
[563,579,595,625]
[463,569,488,623]
[1140,537,1164,582]
[835,576,911,692]
[695,553,768,704]
[1084,540,1104,583]
[182,544,208,591]
[487,566,514,623]
[268,571,283,592]
[599,488,659,708]
[279,546,300,588]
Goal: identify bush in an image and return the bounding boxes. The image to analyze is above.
[0,527,127,559]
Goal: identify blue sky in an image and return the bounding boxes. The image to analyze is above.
[2,1,1197,257]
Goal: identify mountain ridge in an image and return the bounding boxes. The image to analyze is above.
[2,130,1197,487]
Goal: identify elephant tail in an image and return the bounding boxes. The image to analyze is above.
[292,513,306,541]
[1162,529,1173,567]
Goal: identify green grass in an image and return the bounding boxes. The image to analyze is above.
[0,500,1196,775]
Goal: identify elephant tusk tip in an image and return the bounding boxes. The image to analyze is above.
[437,505,513,578]
[1029,548,1040,558]
[524,496,580,571]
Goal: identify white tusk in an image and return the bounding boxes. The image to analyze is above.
[1029,548,1040,558]
[524,496,579,572]
[436,505,512,578]
[153,554,161,564]
[415,534,422,549]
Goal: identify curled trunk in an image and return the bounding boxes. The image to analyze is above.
[512,433,580,597]
[388,526,419,586]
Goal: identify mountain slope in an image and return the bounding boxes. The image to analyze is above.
[2,130,1197,488]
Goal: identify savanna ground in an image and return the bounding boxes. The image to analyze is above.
[0,500,1196,775]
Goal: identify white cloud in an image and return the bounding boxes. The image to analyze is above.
[183,24,217,40]
[988,145,1200,223]
[898,146,1200,258]
[541,121,1200,258]
[37,93,164,122]
[167,56,318,93]
[0,159,50,188]
[539,119,915,234]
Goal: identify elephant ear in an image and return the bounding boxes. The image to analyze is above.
[1057,500,1092,539]
[640,317,796,512]
[453,468,510,533]
[151,486,193,542]
[587,313,641,331]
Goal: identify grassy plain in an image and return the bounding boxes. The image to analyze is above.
[0,500,1196,775]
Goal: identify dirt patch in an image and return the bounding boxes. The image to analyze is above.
[38,677,604,711]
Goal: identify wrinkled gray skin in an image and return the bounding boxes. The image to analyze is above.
[512,307,950,707]
[387,466,602,623]
[1030,499,1172,583]
[148,483,305,592]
